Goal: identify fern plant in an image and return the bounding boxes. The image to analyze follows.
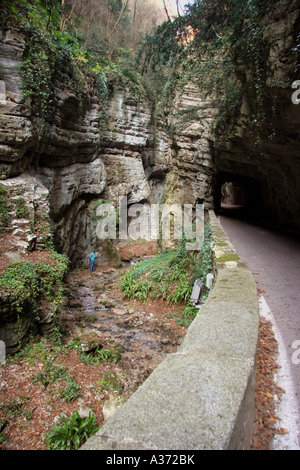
[46,410,100,450]
[167,281,193,307]
[97,348,120,364]
[60,381,82,402]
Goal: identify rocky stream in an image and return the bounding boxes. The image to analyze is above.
[64,261,185,380]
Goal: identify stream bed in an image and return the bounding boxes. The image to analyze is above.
[0,260,187,450]
[62,264,186,398]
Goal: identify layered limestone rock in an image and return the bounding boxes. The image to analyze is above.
[164,81,216,208]
[0,27,106,266]
[0,22,216,267]
[214,1,300,232]
[101,89,153,207]
[0,174,57,354]
[0,174,51,255]
[158,82,217,250]
[0,30,36,177]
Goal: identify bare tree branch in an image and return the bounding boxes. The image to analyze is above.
[46,0,54,31]
[110,0,130,35]
[163,0,171,22]
[211,23,223,39]
[133,0,138,23]
[60,0,77,32]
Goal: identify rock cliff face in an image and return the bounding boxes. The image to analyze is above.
[162,82,216,208]
[1,2,299,266]
[0,27,215,270]
[1,1,299,353]
[214,1,300,232]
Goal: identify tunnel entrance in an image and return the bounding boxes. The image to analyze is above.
[221,181,246,209]
[214,173,263,221]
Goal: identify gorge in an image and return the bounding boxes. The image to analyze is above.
[0,0,299,450]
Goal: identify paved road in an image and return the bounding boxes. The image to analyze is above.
[218,212,300,449]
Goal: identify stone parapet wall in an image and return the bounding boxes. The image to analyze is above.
[81,210,259,450]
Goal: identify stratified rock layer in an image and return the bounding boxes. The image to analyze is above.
[0,27,215,267]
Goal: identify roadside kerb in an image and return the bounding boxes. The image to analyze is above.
[81,210,259,450]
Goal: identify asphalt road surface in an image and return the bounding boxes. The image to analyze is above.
[218,211,300,450]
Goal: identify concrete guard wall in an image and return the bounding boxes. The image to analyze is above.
[81,210,259,450]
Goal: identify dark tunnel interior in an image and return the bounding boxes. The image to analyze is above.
[214,172,264,223]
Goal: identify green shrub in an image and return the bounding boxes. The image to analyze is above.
[0,252,69,321]
[0,184,11,230]
[15,198,30,219]
[172,305,199,327]
[0,262,40,313]
[120,223,214,318]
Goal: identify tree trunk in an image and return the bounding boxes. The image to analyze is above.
[133,0,138,24]
[60,0,77,33]
[110,0,130,35]
[163,0,171,21]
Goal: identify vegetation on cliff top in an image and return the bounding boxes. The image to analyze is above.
[138,0,299,142]
[3,0,297,139]
[1,0,299,137]
[1,0,164,122]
